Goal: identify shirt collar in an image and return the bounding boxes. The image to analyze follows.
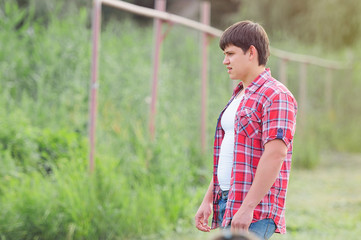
[246,68,271,94]
[233,68,271,96]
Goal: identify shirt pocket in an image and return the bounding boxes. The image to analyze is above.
[236,108,262,139]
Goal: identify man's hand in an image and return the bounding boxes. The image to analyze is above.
[194,202,212,232]
[230,205,254,233]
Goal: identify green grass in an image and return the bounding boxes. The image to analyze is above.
[276,152,361,240]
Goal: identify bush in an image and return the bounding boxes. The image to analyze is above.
[36,128,87,173]
[0,105,87,175]
[0,109,39,173]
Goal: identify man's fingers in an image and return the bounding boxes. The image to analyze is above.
[203,216,209,227]
[202,219,211,232]
[198,224,211,232]
[196,221,211,232]
[195,214,211,232]
[202,213,211,231]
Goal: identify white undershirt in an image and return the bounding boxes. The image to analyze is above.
[217,94,244,191]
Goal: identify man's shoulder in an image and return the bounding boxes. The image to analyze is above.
[260,77,296,101]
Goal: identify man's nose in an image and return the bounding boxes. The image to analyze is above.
[223,56,229,65]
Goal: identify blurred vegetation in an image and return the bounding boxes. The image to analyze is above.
[10,0,361,49]
[0,0,361,239]
[238,0,361,50]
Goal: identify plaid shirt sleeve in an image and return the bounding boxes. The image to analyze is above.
[262,91,297,147]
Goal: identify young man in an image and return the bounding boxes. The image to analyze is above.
[194,21,297,240]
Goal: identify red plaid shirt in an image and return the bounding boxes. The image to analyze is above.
[211,69,297,234]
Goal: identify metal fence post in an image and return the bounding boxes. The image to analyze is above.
[89,0,102,173]
[200,1,210,153]
[279,58,288,85]
[299,62,307,128]
[149,0,166,140]
[325,68,332,112]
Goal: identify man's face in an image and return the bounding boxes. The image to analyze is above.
[222,44,250,81]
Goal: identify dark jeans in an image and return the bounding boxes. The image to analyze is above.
[218,191,276,240]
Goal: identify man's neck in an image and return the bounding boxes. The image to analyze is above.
[242,66,266,89]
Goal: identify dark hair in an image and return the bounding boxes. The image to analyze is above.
[212,232,258,240]
[213,235,253,240]
[219,20,270,66]
[213,231,258,240]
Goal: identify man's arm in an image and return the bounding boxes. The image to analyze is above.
[231,139,287,232]
[195,178,214,232]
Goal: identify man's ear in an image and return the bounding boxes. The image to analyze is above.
[249,45,258,61]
